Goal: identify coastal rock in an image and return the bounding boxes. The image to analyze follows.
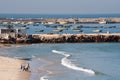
[0,34,120,44]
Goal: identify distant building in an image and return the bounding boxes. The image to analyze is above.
[99,20,106,24]
[59,21,68,24]
[0,27,26,39]
[47,22,55,24]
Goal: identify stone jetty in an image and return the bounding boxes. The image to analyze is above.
[1,33,120,44]
[31,33,120,43]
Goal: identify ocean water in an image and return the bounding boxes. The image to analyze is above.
[0,14,120,18]
[26,23,120,34]
[0,43,120,80]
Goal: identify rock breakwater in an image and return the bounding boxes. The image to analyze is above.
[0,33,120,44]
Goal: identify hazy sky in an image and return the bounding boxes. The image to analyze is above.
[0,0,119,14]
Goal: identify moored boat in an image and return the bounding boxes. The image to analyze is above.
[72,29,83,32]
[99,20,106,24]
[53,29,63,32]
[92,30,102,33]
[35,30,44,32]
[57,27,68,30]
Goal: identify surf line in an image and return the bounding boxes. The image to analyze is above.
[40,70,52,80]
[52,50,95,75]
[40,75,48,80]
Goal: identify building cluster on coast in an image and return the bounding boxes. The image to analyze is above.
[1,17,120,25]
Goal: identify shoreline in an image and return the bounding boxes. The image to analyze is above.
[0,56,31,80]
[0,44,12,48]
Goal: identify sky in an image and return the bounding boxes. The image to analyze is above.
[0,0,119,14]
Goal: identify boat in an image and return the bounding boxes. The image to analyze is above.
[92,30,102,33]
[33,23,39,26]
[99,20,106,24]
[73,29,83,32]
[71,27,81,30]
[35,30,44,32]
[26,27,29,29]
[57,27,68,30]
[53,29,63,32]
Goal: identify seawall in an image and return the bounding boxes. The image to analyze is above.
[31,33,120,43]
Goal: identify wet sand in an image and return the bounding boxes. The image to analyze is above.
[0,44,12,48]
[0,56,31,80]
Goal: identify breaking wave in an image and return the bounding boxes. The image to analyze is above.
[52,50,95,75]
[40,76,48,80]
[40,71,52,80]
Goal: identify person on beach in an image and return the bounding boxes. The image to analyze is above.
[21,63,30,71]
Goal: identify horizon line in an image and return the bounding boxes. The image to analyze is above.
[0,13,120,15]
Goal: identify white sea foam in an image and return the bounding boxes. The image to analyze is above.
[47,70,53,74]
[52,50,95,75]
[52,50,70,57]
[32,55,36,58]
[40,70,52,80]
[40,76,48,80]
[32,55,41,60]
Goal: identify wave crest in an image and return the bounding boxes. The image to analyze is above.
[52,50,95,75]
[40,76,48,80]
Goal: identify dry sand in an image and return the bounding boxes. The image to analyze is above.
[0,56,31,80]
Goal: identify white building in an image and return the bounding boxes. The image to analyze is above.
[0,27,26,39]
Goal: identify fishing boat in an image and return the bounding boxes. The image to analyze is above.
[71,27,81,30]
[57,27,68,30]
[35,30,44,32]
[33,23,39,26]
[73,29,83,32]
[99,20,106,24]
[53,29,63,32]
[26,27,30,29]
[92,30,102,33]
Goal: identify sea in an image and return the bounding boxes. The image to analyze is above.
[1,14,120,18]
[0,14,120,80]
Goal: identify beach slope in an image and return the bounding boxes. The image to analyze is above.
[0,56,30,80]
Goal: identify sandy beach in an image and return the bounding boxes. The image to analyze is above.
[0,56,31,80]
